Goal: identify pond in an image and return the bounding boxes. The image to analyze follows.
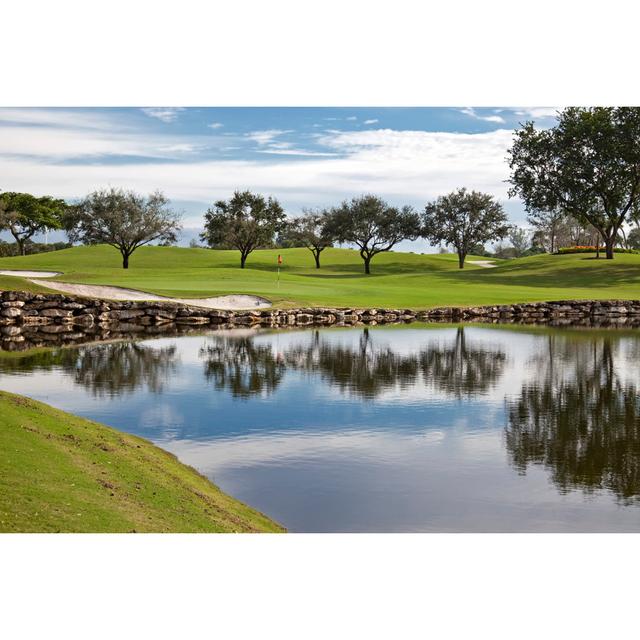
[1,324,640,532]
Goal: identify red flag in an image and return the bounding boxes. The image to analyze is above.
[277,254,282,265]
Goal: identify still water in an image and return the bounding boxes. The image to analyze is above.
[2,324,640,532]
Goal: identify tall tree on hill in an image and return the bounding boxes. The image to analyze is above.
[508,107,640,259]
[282,209,335,268]
[65,188,181,269]
[200,190,286,268]
[421,188,510,268]
[0,191,68,256]
[325,195,421,274]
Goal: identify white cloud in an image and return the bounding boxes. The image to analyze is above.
[0,127,515,216]
[141,107,185,123]
[0,124,206,160]
[257,148,338,157]
[364,119,379,125]
[459,107,505,124]
[208,122,224,129]
[246,129,292,145]
[0,108,117,130]
[513,107,559,120]
[346,116,357,121]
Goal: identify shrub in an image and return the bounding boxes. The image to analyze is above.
[0,240,72,257]
[555,246,638,254]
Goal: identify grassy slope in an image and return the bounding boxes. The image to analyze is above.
[0,244,639,308]
[0,391,283,533]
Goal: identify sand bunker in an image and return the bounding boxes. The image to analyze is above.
[0,269,61,278]
[26,279,271,310]
[467,260,497,268]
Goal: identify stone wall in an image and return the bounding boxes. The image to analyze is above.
[3,290,640,351]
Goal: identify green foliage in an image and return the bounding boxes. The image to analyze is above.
[556,246,637,255]
[422,188,510,268]
[627,227,640,250]
[0,391,283,532]
[508,107,640,259]
[0,239,71,257]
[66,188,181,269]
[0,191,68,256]
[508,226,531,257]
[200,190,285,268]
[325,195,421,273]
[281,209,335,268]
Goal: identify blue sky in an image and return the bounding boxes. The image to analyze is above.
[0,107,558,248]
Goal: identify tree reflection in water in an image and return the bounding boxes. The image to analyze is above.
[200,327,507,400]
[419,327,507,398]
[200,334,286,399]
[506,335,640,503]
[0,341,179,397]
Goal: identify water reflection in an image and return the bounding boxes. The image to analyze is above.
[200,327,507,400]
[419,327,507,398]
[200,334,286,399]
[3,325,640,530]
[0,341,178,397]
[506,335,640,503]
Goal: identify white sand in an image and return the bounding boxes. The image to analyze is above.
[467,260,497,268]
[12,276,270,310]
[0,269,61,278]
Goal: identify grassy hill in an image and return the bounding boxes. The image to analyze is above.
[0,391,283,533]
[1,244,640,308]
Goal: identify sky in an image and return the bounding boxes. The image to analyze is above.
[0,106,558,249]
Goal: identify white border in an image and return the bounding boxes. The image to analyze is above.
[3,1,640,637]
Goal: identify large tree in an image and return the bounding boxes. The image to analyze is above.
[283,209,335,268]
[422,188,510,268]
[325,195,420,274]
[508,107,640,259]
[66,188,181,269]
[200,190,285,268]
[0,191,68,256]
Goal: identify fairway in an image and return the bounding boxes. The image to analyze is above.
[0,244,639,308]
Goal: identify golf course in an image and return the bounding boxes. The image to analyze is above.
[1,244,639,308]
[0,390,283,533]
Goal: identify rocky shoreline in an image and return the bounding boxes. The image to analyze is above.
[3,290,640,350]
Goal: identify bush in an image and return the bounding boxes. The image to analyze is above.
[555,246,638,255]
[0,240,72,257]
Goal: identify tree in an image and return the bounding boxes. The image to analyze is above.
[200,190,285,268]
[66,188,181,269]
[422,188,510,268]
[627,227,640,250]
[283,209,335,268]
[508,107,640,259]
[526,208,565,254]
[508,226,531,257]
[325,195,420,274]
[0,191,67,256]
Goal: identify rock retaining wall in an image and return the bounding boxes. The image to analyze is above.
[3,290,640,350]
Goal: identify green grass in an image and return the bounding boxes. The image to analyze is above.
[0,244,639,308]
[0,391,284,533]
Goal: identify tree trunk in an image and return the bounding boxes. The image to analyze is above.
[604,236,615,259]
[240,253,247,268]
[122,253,129,269]
[363,256,371,274]
[314,251,320,269]
[18,240,26,256]
[458,252,465,269]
